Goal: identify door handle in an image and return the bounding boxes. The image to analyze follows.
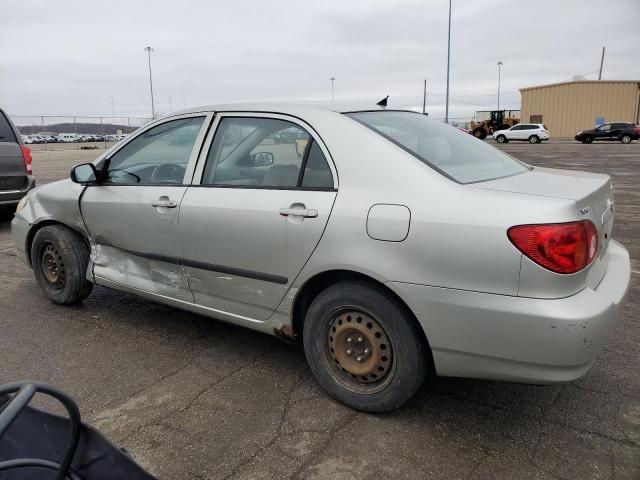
[151,199,178,208]
[279,207,318,218]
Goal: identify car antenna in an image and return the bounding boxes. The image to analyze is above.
[376,95,389,108]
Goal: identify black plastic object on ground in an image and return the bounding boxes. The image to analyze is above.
[0,381,156,480]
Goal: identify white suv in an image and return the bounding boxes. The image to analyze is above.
[493,123,550,144]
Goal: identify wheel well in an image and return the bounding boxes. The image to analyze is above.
[26,220,87,265]
[291,269,435,373]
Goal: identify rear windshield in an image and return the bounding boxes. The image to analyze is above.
[0,112,17,143]
[347,111,528,184]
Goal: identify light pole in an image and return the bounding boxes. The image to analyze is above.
[444,0,452,123]
[330,77,335,102]
[145,46,156,118]
[497,61,503,111]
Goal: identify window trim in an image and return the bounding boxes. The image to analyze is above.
[190,112,338,191]
[93,113,213,187]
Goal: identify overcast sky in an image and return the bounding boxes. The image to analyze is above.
[1,0,639,120]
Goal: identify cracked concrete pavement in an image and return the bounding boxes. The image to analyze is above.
[0,140,638,479]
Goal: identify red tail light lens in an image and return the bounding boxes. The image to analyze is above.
[507,221,598,274]
[21,146,32,174]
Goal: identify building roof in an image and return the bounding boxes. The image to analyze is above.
[520,80,640,92]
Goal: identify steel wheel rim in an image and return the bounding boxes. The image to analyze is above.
[327,310,393,388]
[40,243,66,290]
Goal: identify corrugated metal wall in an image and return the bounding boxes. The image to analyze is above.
[520,81,640,138]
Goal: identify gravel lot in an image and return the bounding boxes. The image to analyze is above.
[1,140,638,479]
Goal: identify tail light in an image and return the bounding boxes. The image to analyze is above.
[21,146,32,174]
[507,221,598,274]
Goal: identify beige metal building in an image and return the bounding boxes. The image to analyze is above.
[520,80,640,138]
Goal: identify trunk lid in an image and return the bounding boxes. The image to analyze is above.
[474,167,614,262]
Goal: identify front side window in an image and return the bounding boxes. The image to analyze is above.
[599,124,611,131]
[510,125,522,131]
[348,111,527,184]
[105,116,205,185]
[202,117,333,189]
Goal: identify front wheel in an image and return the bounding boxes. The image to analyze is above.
[302,281,429,412]
[583,136,593,144]
[621,134,632,144]
[31,225,93,305]
[496,134,507,143]
[528,135,540,144]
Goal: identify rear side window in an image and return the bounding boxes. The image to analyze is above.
[0,112,17,143]
[348,111,527,184]
[301,141,334,189]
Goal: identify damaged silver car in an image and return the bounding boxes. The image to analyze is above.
[12,104,630,412]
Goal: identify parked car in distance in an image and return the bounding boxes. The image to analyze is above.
[0,108,35,213]
[12,104,630,412]
[493,123,550,144]
[57,133,78,143]
[575,122,640,144]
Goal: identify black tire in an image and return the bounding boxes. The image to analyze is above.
[472,128,487,140]
[496,134,507,144]
[583,136,593,144]
[621,134,632,144]
[31,225,93,305]
[302,281,428,412]
[528,135,540,144]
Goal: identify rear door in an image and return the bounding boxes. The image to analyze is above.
[0,110,27,193]
[179,113,338,321]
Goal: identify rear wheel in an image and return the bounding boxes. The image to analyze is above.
[528,135,540,144]
[31,225,93,305]
[621,134,632,144]
[495,134,507,144]
[302,281,428,412]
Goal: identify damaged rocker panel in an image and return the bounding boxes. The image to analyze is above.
[95,240,289,285]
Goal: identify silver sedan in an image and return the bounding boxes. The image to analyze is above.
[11,104,630,412]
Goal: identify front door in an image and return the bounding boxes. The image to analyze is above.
[179,114,338,321]
[80,115,209,301]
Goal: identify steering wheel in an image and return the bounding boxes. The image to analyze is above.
[150,163,186,184]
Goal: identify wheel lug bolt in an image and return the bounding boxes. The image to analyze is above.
[356,356,363,362]
[357,336,363,342]
[346,349,352,355]
[364,348,369,354]
[346,337,352,343]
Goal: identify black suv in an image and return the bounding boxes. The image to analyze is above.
[0,108,35,214]
[575,122,640,144]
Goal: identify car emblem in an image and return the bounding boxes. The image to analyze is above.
[580,206,591,215]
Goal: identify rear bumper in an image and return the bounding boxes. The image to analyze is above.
[0,176,36,206]
[389,240,630,384]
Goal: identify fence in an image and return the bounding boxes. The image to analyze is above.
[10,115,153,149]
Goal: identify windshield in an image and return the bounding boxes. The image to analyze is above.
[347,111,528,184]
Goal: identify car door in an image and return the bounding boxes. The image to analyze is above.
[179,113,338,321]
[508,124,523,140]
[595,123,611,140]
[80,114,211,301]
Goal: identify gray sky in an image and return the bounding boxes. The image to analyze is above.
[1,0,639,120]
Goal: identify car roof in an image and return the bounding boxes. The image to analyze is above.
[164,102,404,120]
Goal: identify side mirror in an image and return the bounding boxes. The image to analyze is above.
[70,163,98,184]
[252,152,274,167]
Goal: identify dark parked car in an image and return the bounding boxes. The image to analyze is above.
[0,108,35,214]
[575,122,640,144]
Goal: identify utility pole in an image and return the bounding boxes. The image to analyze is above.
[497,61,503,111]
[598,46,606,80]
[445,0,452,123]
[330,77,335,102]
[110,96,115,118]
[422,79,427,114]
[145,46,156,118]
